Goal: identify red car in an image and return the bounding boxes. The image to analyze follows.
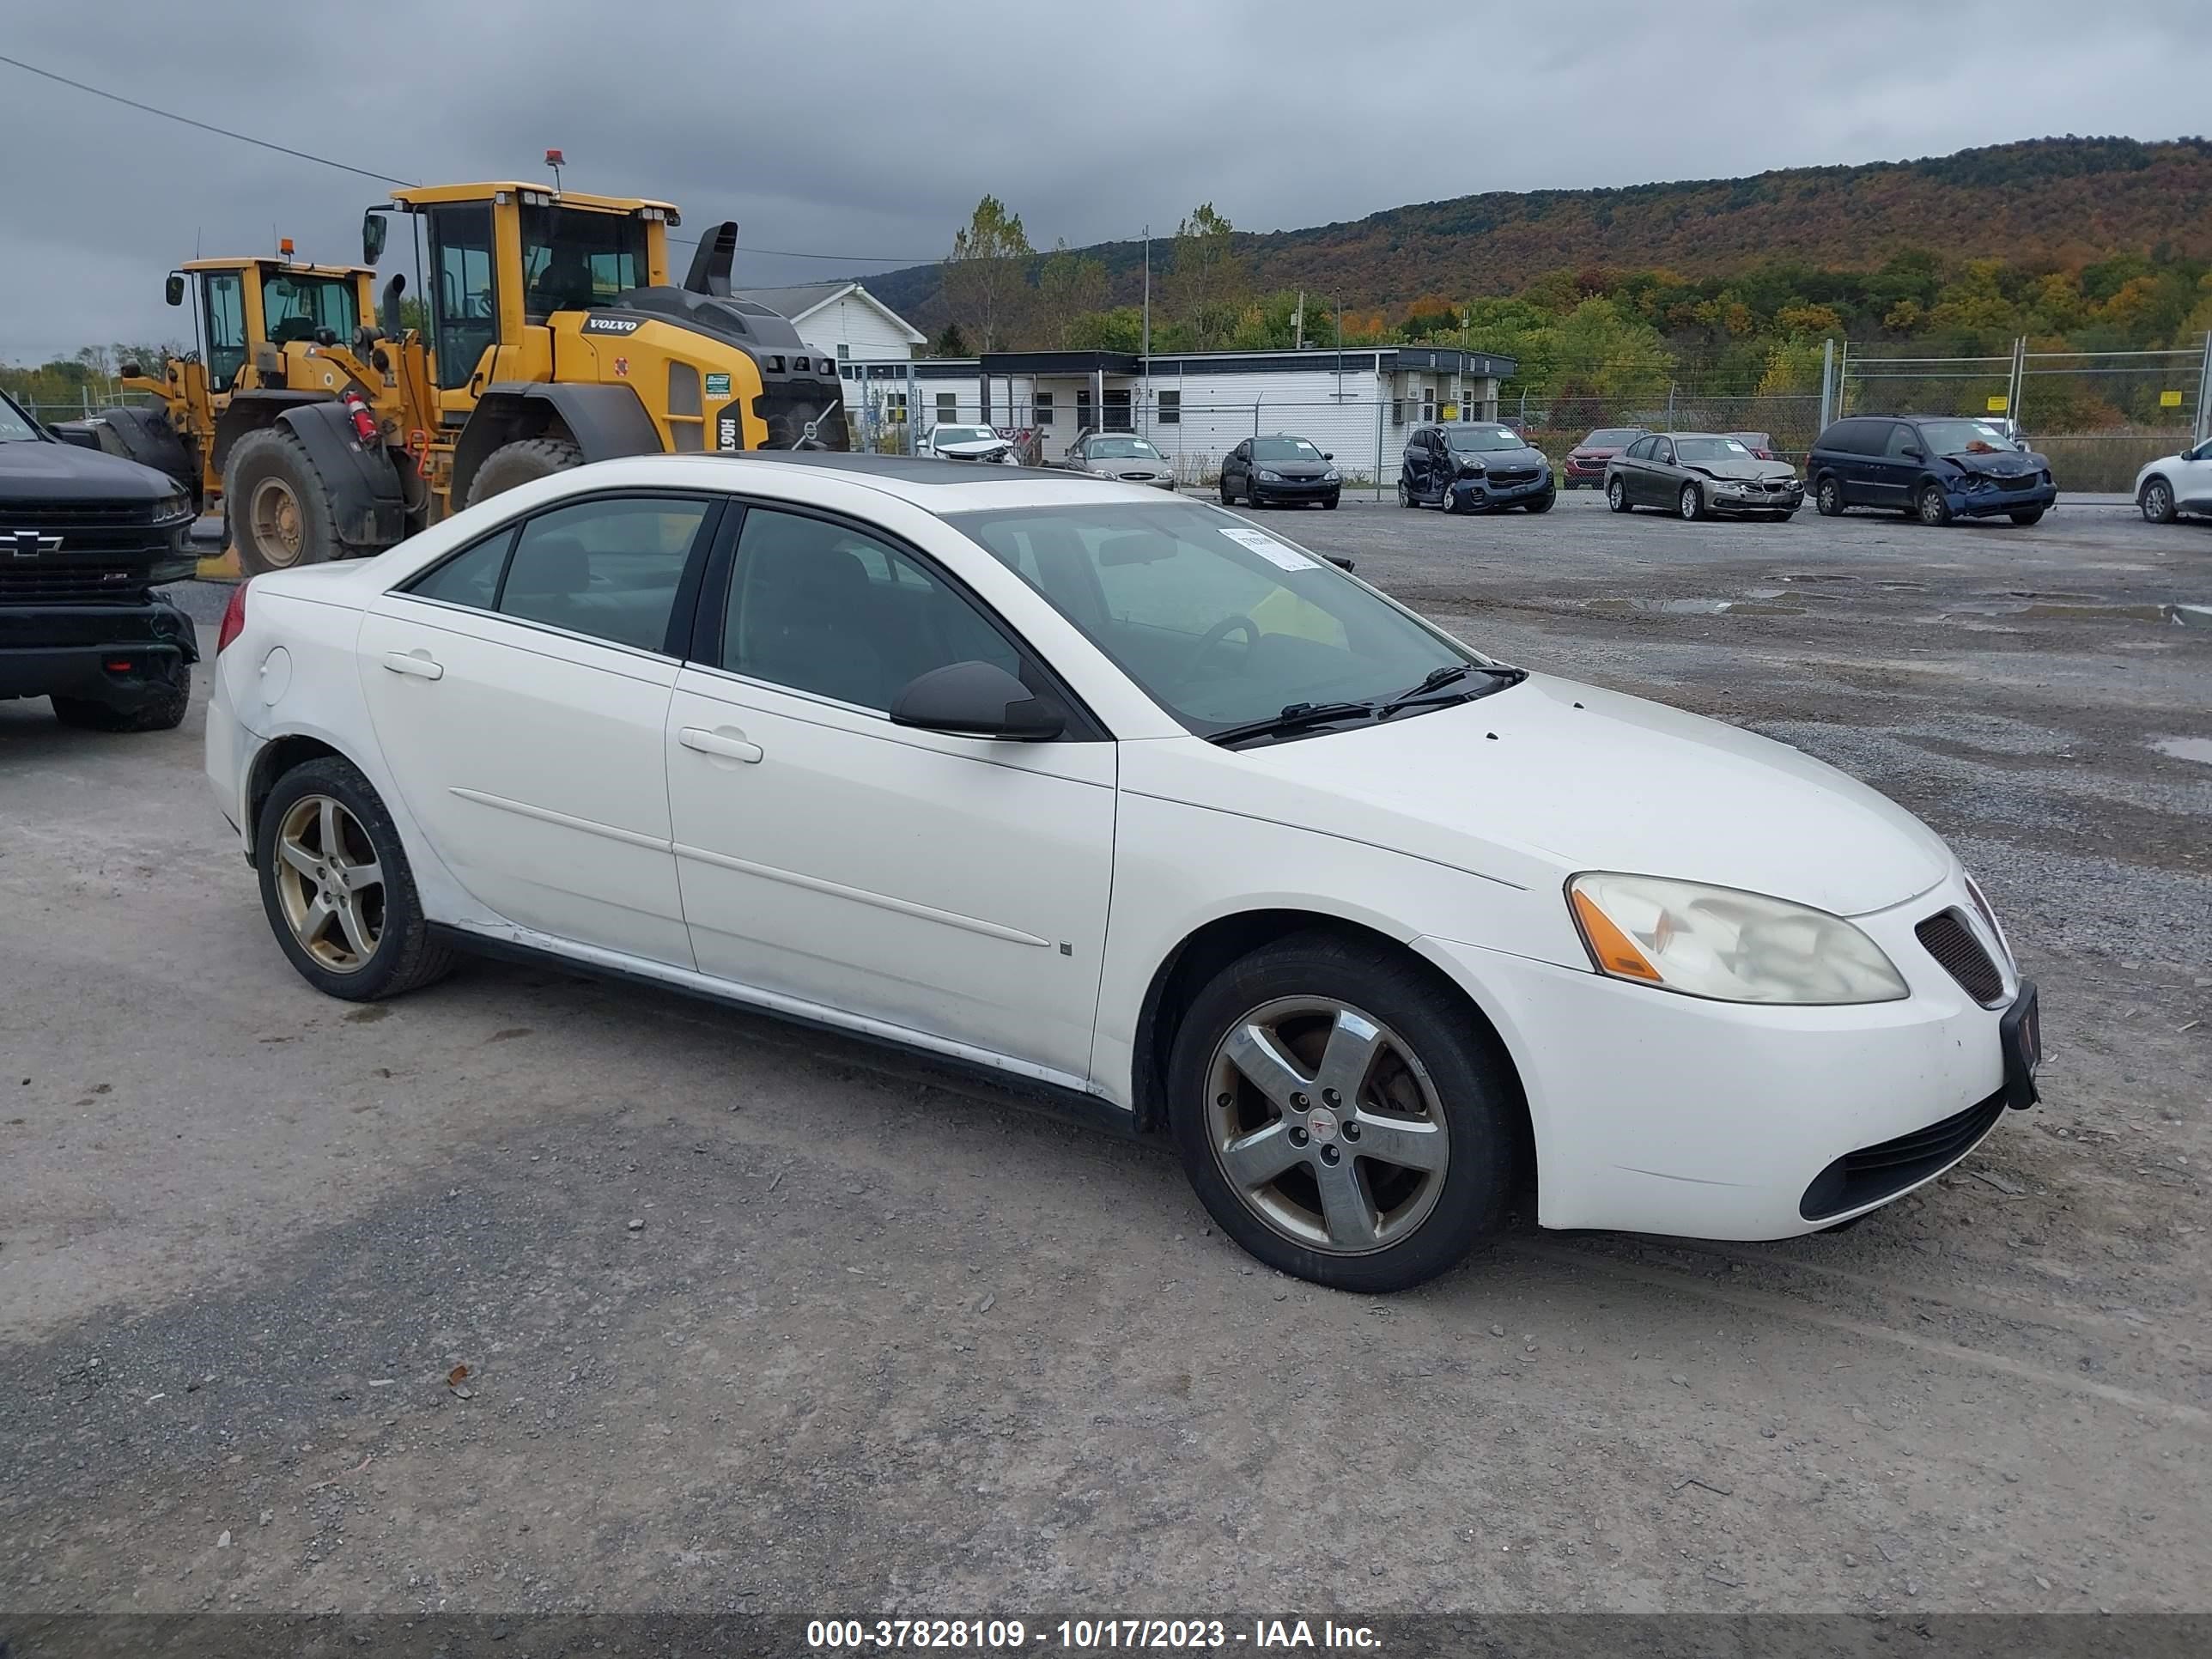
[1727,431,1778,461]
[1564,427,1648,489]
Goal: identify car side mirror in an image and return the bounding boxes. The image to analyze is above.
[890,660,1063,741]
[163,273,185,307]
[1322,453,1334,461]
[1902,447,1925,461]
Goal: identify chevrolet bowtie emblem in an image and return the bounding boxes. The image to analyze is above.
[5,530,63,559]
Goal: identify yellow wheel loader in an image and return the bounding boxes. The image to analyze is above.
[118,183,849,576]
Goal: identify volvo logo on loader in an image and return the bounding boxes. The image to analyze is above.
[580,315,644,336]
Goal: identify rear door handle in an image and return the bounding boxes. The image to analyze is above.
[382,651,443,680]
[679,726,763,763]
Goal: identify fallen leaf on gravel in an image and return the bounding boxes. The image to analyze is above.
[447,1364,470,1387]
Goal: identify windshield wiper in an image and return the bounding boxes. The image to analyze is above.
[1206,700,1379,750]
[1377,661,1526,719]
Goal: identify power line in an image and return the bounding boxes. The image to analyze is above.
[0,52,937,267]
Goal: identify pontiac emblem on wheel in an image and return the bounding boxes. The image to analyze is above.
[1306,1108,1339,1145]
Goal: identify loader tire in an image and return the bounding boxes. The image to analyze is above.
[466,437,585,507]
[227,428,341,575]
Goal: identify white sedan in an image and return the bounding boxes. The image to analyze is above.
[2134,437,2212,523]
[205,454,2040,1292]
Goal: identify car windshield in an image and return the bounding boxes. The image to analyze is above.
[1444,426,1524,453]
[0,392,42,443]
[934,426,997,445]
[1091,437,1163,459]
[1251,438,1322,462]
[1917,419,2019,455]
[1584,428,1642,447]
[1673,437,1752,464]
[951,501,1489,738]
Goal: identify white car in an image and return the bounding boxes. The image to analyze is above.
[2134,438,2212,523]
[205,454,2040,1292]
[927,423,1017,464]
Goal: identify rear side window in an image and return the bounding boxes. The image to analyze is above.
[1820,419,1881,455]
[497,495,712,653]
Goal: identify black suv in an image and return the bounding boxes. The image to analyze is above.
[1399,422,1554,513]
[1807,414,2056,526]
[0,391,198,731]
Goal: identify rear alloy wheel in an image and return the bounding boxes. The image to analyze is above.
[1916,483,1953,526]
[256,756,454,1001]
[1396,479,1413,508]
[1678,482,1705,521]
[2140,477,2176,524]
[1815,475,1843,516]
[1169,933,1518,1292]
[1607,477,1630,514]
[226,427,340,575]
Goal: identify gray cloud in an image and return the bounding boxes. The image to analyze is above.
[2,0,2205,363]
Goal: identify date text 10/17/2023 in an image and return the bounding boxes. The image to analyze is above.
[805,1620,1382,1650]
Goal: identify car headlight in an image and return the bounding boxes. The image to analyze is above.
[1322,468,1340,483]
[1566,872,1909,1005]
[153,489,192,521]
[1461,460,1486,474]
[1258,470,1282,482]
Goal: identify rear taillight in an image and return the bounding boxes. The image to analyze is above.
[341,388,380,447]
[216,582,247,654]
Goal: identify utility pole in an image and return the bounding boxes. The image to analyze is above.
[1334,296,1343,401]
[1818,337,1835,433]
[1295,289,1304,351]
[2197,328,2212,447]
[1140,226,1151,436]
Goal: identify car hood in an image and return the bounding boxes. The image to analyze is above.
[1152,674,1952,917]
[0,438,179,501]
[1687,458,1799,483]
[1087,456,1171,475]
[1255,459,1331,478]
[935,437,1010,459]
[1943,448,2047,478]
[1569,445,1627,459]
[1457,446,1545,470]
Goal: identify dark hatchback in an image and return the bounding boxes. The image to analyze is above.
[1808,415,2055,526]
[1399,422,1554,513]
[1219,434,1340,508]
[0,391,198,731]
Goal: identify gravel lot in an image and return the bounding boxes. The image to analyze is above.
[2,492,2207,1622]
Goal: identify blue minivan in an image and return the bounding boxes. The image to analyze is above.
[1807,415,2056,526]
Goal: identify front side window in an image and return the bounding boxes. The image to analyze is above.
[261,274,359,345]
[952,501,1480,736]
[202,270,246,392]
[1651,439,1674,465]
[1625,436,1654,460]
[520,204,646,321]
[425,204,496,389]
[497,495,708,652]
[721,507,1018,713]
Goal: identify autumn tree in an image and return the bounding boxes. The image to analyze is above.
[1169,203,1243,350]
[942,196,1033,352]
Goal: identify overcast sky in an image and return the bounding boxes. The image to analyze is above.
[2,0,2205,365]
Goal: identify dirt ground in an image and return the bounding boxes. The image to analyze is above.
[2,493,2207,1623]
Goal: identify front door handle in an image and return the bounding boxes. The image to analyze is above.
[382,650,443,680]
[679,726,763,763]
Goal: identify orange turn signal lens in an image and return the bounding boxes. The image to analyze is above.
[1571,888,1662,982]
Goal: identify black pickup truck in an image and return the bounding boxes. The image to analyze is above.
[1,390,198,731]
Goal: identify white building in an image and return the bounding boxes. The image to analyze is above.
[733,282,926,367]
[839,346,1518,479]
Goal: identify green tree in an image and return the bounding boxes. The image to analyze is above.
[1036,240,1109,349]
[933,321,971,358]
[942,195,1033,352]
[1169,203,1243,350]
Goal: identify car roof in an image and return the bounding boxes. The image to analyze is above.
[620,450,1176,510]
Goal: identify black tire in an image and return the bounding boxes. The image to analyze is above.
[1814,474,1843,516]
[1523,487,1555,514]
[1777,510,1798,523]
[254,755,455,1002]
[1322,492,1340,509]
[465,435,585,507]
[1167,931,1521,1294]
[2140,477,2177,524]
[1218,478,1234,506]
[1677,481,1705,521]
[1606,477,1631,514]
[226,427,342,576]
[2008,507,2045,526]
[1915,483,1953,526]
[51,664,191,733]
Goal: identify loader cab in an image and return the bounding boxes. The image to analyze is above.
[172,258,375,392]
[367,183,675,410]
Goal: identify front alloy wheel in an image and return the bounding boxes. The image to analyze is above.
[2141,478,2176,524]
[1917,483,1953,526]
[1678,482,1705,521]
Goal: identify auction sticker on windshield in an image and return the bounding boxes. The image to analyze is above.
[1218,526,1316,570]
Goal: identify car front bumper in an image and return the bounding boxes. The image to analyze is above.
[1707,484,1805,515]
[1415,874,2027,1239]
[1449,471,1553,509]
[1950,482,2057,517]
[0,596,199,702]
[1250,478,1339,503]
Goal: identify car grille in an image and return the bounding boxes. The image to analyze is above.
[1117,471,1158,482]
[1486,468,1540,486]
[1995,473,2038,492]
[0,497,173,527]
[1917,910,2003,1004]
[1799,1087,2008,1220]
[0,562,150,604]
